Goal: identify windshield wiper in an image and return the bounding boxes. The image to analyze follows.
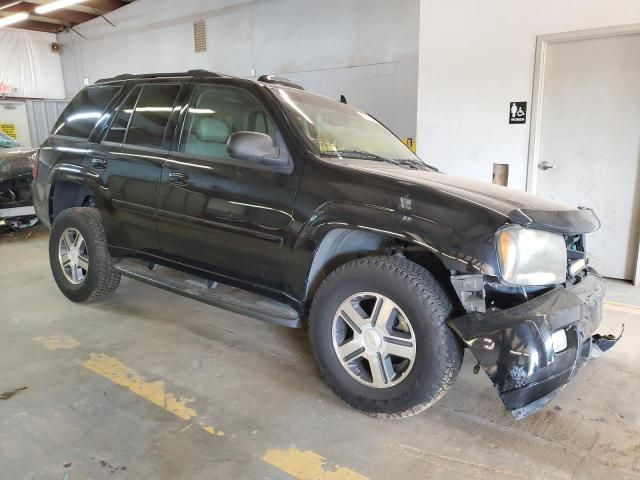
[323,150,438,171]
[393,158,439,171]
[323,149,391,162]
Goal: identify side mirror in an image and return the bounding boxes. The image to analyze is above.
[227,131,282,166]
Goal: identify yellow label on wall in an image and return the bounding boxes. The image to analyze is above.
[402,137,416,153]
[0,124,17,139]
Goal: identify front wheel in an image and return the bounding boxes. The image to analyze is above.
[309,256,463,418]
[49,207,121,303]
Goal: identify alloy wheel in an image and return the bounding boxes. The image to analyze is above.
[58,227,89,285]
[331,292,417,388]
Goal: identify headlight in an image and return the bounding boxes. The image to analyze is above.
[496,226,567,286]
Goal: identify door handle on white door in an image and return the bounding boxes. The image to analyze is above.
[538,161,556,171]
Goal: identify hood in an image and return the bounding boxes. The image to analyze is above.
[0,146,36,157]
[344,161,600,235]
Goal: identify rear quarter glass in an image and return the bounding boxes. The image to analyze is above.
[52,85,121,139]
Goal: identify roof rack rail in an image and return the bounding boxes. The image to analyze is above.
[95,70,224,84]
[257,75,304,90]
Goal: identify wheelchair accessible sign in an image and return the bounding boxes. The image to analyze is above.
[509,102,527,124]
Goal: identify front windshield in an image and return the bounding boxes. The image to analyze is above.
[272,86,432,168]
[0,131,20,148]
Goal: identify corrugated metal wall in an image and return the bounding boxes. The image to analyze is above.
[25,99,67,147]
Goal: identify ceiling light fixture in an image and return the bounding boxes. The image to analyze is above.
[35,0,88,15]
[0,11,29,27]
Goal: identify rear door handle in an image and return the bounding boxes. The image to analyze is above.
[91,158,108,169]
[168,170,189,185]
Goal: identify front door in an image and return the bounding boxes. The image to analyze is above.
[90,82,181,254]
[157,83,299,293]
[533,32,640,281]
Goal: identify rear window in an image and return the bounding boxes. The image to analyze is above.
[104,84,180,149]
[126,84,180,148]
[52,85,121,139]
[104,86,142,144]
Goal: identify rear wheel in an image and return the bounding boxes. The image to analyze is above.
[49,207,120,303]
[309,255,463,418]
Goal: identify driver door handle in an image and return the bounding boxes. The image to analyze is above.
[91,158,108,170]
[168,170,189,185]
[538,160,556,171]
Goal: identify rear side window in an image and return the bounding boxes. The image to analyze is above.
[52,85,120,139]
[105,86,142,144]
[127,84,180,148]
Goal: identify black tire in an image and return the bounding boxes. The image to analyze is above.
[309,255,463,418]
[49,207,120,303]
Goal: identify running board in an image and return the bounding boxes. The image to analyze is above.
[113,259,302,328]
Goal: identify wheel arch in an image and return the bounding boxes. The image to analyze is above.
[48,164,97,222]
[292,202,468,315]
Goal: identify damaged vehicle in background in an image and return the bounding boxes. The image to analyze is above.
[0,131,38,233]
[32,71,622,420]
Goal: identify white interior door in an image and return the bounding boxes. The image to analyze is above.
[534,32,640,281]
[0,100,32,147]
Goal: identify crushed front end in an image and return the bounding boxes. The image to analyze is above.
[0,149,38,233]
[448,208,621,419]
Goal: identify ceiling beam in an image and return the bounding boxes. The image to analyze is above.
[20,0,108,16]
[0,9,70,25]
[1,3,96,23]
[5,17,63,32]
[0,1,24,10]
[0,0,134,32]
[84,0,128,10]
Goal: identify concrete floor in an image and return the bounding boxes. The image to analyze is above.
[1,226,639,480]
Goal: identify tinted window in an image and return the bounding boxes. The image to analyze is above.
[52,85,120,139]
[104,86,142,144]
[180,85,278,159]
[125,84,180,149]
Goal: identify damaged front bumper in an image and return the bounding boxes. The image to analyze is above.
[448,270,620,419]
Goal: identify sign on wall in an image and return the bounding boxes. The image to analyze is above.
[402,137,417,153]
[509,101,527,124]
[0,123,17,139]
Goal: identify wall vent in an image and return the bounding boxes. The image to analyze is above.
[193,20,207,53]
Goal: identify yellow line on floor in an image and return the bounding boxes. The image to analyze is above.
[81,353,224,436]
[32,335,80,350]
[263,448,369,480]
[33,341,367,477]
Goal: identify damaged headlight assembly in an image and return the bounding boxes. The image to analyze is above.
[496,226,567,286]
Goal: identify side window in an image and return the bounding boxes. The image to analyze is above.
[180,85,279,160]
[125,84,180,149]
[52,85,120,139]
[104,86,142,144]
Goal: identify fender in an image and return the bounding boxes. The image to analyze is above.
[286,200,499,302]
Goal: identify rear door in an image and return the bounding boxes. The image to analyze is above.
[156,82,300,292]
[88,82,183,255]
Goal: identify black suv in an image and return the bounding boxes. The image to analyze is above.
[32,71,619,419]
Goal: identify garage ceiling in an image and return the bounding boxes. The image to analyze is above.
[0,0,136,34]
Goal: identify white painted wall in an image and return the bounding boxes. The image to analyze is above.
[0,27,65,99]
[58,0,420,138]
[417,0,640,189]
